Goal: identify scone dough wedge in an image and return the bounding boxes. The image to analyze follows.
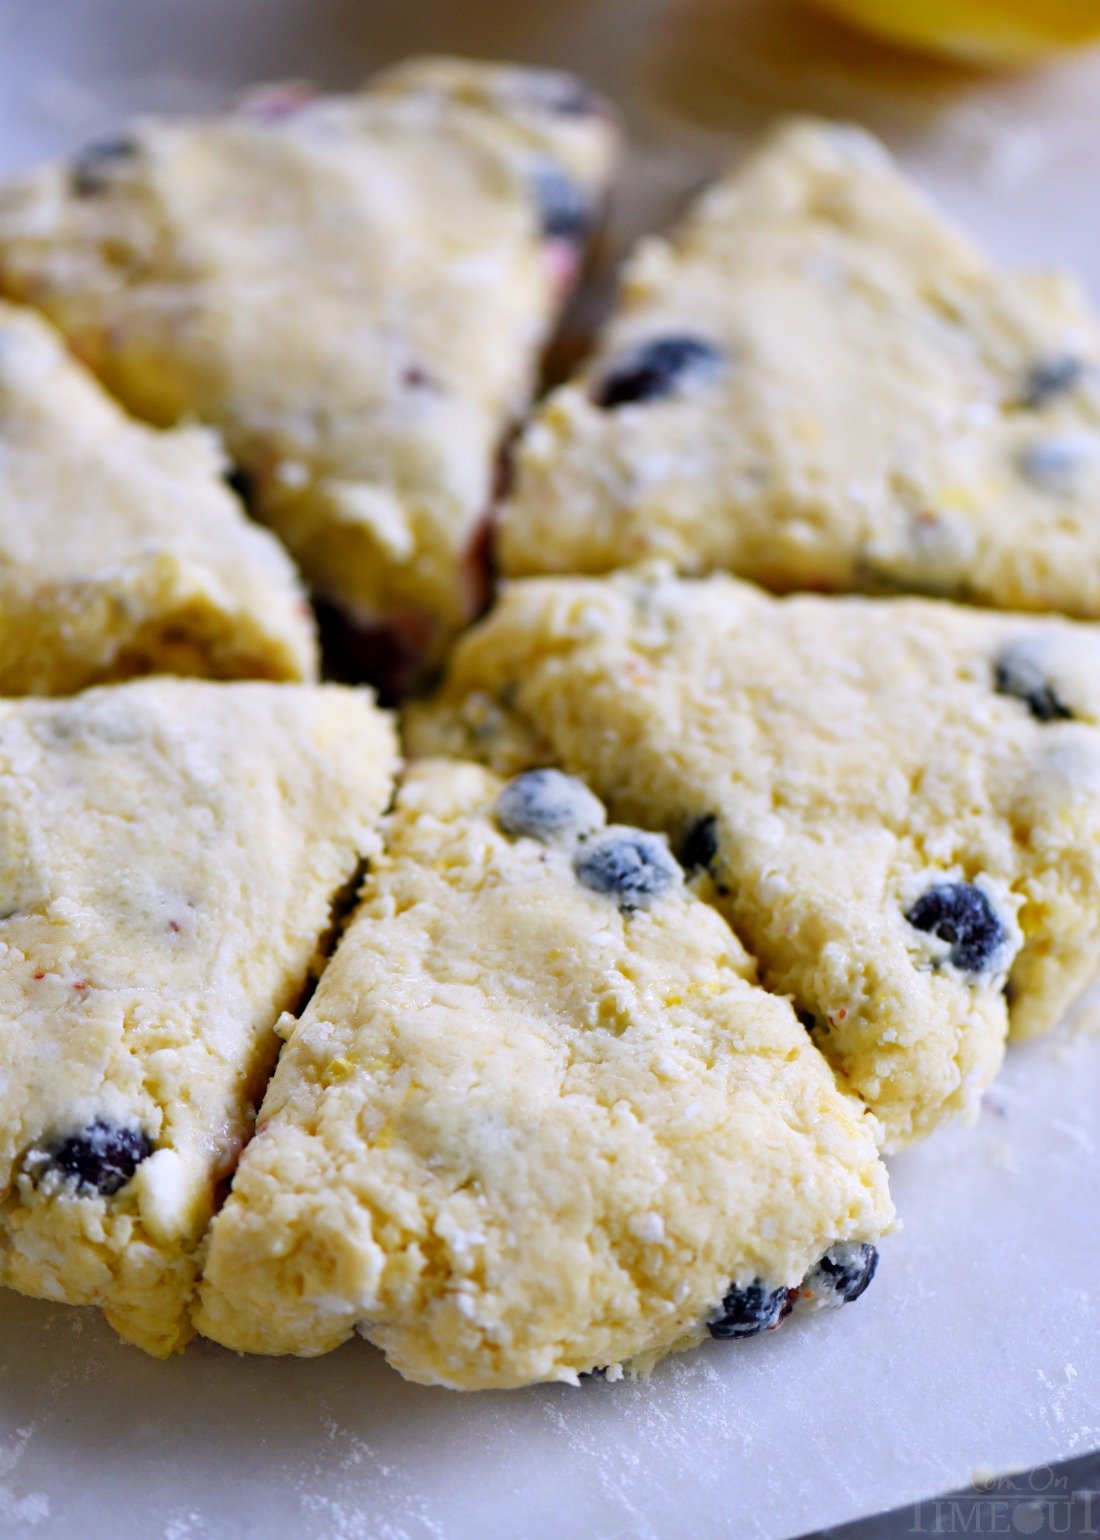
[0,57,618,689]
[0,301,316,694]
[406,568,1100,1149]
[0,679,396,1355]
[500,119,1100,618]
[195,762,893,1388]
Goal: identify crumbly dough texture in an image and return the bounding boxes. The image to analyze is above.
[0,57,618,663]
[195,761,892,1387]
[0,302,316,694]
[0,679,397,1355]
[407,568,1100,1148]
[499,119,1100,618]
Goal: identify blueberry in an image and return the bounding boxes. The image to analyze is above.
[524,73,601,117]
[45,1120,153,1196]
[495,770,606,844]
[594,336,723,409]
[905,882,1008,974]
[707,1280,795,1340]
[70,136,138,197]
[224,466,254,506]
[1018,436,1094,492]
[679,813,719,873]
[1022,356,1085,409]
[799,1243,879,1310]
[994,645,1073,723]
[400,362,442,392]
[573,830,680,912]
[531,162,591,242]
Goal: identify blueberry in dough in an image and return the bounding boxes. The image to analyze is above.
[573,829,680,910]
[679,813,719,873]
[707,1279,794,1339]
[800,1242,879,1308]
[1018,436,1093,493]
[70,137,138,197]
[994,646,1073,722]
[532,162,591,242]
[594,336,723,409]
[525,75,601,118]
[905,882,1008,974]
[495,769,605,843]
[224,465,255,507]
[44,1120,153,1196]
[1022,356,1085,409]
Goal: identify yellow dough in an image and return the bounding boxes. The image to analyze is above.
[0,679,396,1355]
[196,761,892,1388]
[0,301,316,694]
[0,57,618,683]
[407,568,1100,1149]
[499,120,1100,620]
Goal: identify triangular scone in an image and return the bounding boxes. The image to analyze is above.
[499,119,1100,618]
[0,680,397,1355]
[0,58,618,689]
[195,761,892,1388]
[406,569,1100,1149]
[0,303,316,694]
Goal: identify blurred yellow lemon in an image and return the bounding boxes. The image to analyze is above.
[807,0,1100,64]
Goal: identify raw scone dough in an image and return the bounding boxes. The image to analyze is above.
[499,119,1100,618]
[195,761,893,1388]
[0,679,397,1355]
[406,567,1100,1148]
[0,301,316,694]
[0,57,618,684]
